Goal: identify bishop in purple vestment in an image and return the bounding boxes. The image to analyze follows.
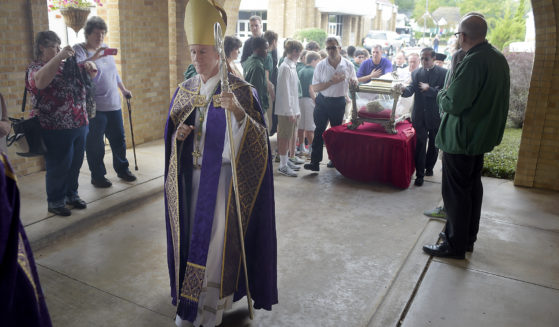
[164,1,277,326]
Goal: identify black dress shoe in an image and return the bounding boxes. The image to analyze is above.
[48,206,71,216]
[304,162,320,172]
[414,177,424,186]
[91,177,112,188]
[439,232,474,252]
[425,169,434,176]
[327,160,335,168]
[68,198,87,209]
[117,170,137,182]
[423,241,465,259]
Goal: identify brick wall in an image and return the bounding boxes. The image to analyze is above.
[0,0,48,175]
[515,0,559,191]
[105,0,171,147]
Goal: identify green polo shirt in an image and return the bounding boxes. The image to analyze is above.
[298,65,314,98]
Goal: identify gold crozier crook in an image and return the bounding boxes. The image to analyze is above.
[213,22,255,320]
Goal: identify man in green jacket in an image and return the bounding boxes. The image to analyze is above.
[243,36,269,115]
[423,14,510,259]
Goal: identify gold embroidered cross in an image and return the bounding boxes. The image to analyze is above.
[192,149,202,168]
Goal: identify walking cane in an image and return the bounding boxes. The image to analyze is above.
[125,94,138,171]
[214,23,254,320]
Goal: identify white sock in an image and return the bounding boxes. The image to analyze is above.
[279,155,288,168]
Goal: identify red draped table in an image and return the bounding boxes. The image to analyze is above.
[323,121,416,189]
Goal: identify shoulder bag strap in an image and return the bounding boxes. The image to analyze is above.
[21,70,28,113]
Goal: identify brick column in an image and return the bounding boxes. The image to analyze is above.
[268,0,286,37]
[515,0,559,190]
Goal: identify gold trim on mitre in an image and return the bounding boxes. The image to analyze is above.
[184,0,227,46]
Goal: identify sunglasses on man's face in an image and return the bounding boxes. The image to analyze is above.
[326,46,338,51]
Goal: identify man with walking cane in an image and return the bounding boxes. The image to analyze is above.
[163,1,278,326]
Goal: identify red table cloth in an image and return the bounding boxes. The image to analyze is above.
[323,121,416,189]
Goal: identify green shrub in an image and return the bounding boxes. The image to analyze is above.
[294,28,327,47]
[482,128,522,180]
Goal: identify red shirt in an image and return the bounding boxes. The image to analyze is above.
[26,61,88,130]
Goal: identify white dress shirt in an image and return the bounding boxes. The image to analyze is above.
[275,57,300,116]
[312,57,357,97]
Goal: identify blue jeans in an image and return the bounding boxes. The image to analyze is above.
[42,126,88,208]
[86,110,129,180]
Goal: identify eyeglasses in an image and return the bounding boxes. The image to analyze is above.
[454,32,464,37]
[326,46,338,51]
[46,44,61,51]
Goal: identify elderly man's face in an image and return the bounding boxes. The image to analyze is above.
[190,44,219,79]
[395,53,406,66]
[408,55,420,71]
[250,19,262,37]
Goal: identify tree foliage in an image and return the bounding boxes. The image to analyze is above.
[395,0,415,15]
[294,28,328,47]
[411,0,530,49]
[487,0,527,50]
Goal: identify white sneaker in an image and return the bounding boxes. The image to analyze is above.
[289,156,305,164]
[297,146,309,157]
[287,160,301,171]
[277,165,298,177]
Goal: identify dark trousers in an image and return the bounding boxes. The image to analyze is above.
[310,94,346,164]
[42,126,87,208]
[442,152,484,253]
[414,124,439,177]
[86,109,129,180]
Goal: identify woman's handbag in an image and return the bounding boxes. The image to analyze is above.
[6,71,47,157]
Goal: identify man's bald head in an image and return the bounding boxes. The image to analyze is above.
[459,15,487,41]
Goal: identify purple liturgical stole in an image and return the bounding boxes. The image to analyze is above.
[182,97,226,321]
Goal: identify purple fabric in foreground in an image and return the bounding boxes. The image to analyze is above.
[0,154,52,327]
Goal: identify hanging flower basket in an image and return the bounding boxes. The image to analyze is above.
[60,7,91,34]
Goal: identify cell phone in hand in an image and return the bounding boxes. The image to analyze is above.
[104,48,118,56]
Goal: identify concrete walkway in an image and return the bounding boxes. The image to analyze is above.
[16,139,559,326]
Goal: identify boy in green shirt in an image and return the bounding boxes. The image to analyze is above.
[297,51,321,156]
[242,37,269,114]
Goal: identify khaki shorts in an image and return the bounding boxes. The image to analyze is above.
[299,97,316,131]
[277,115,298,140]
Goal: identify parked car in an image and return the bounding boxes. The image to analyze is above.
[396,33,413,47]
[362,30,403,55]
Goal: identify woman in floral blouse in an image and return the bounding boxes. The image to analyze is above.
[26,31,97,216]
